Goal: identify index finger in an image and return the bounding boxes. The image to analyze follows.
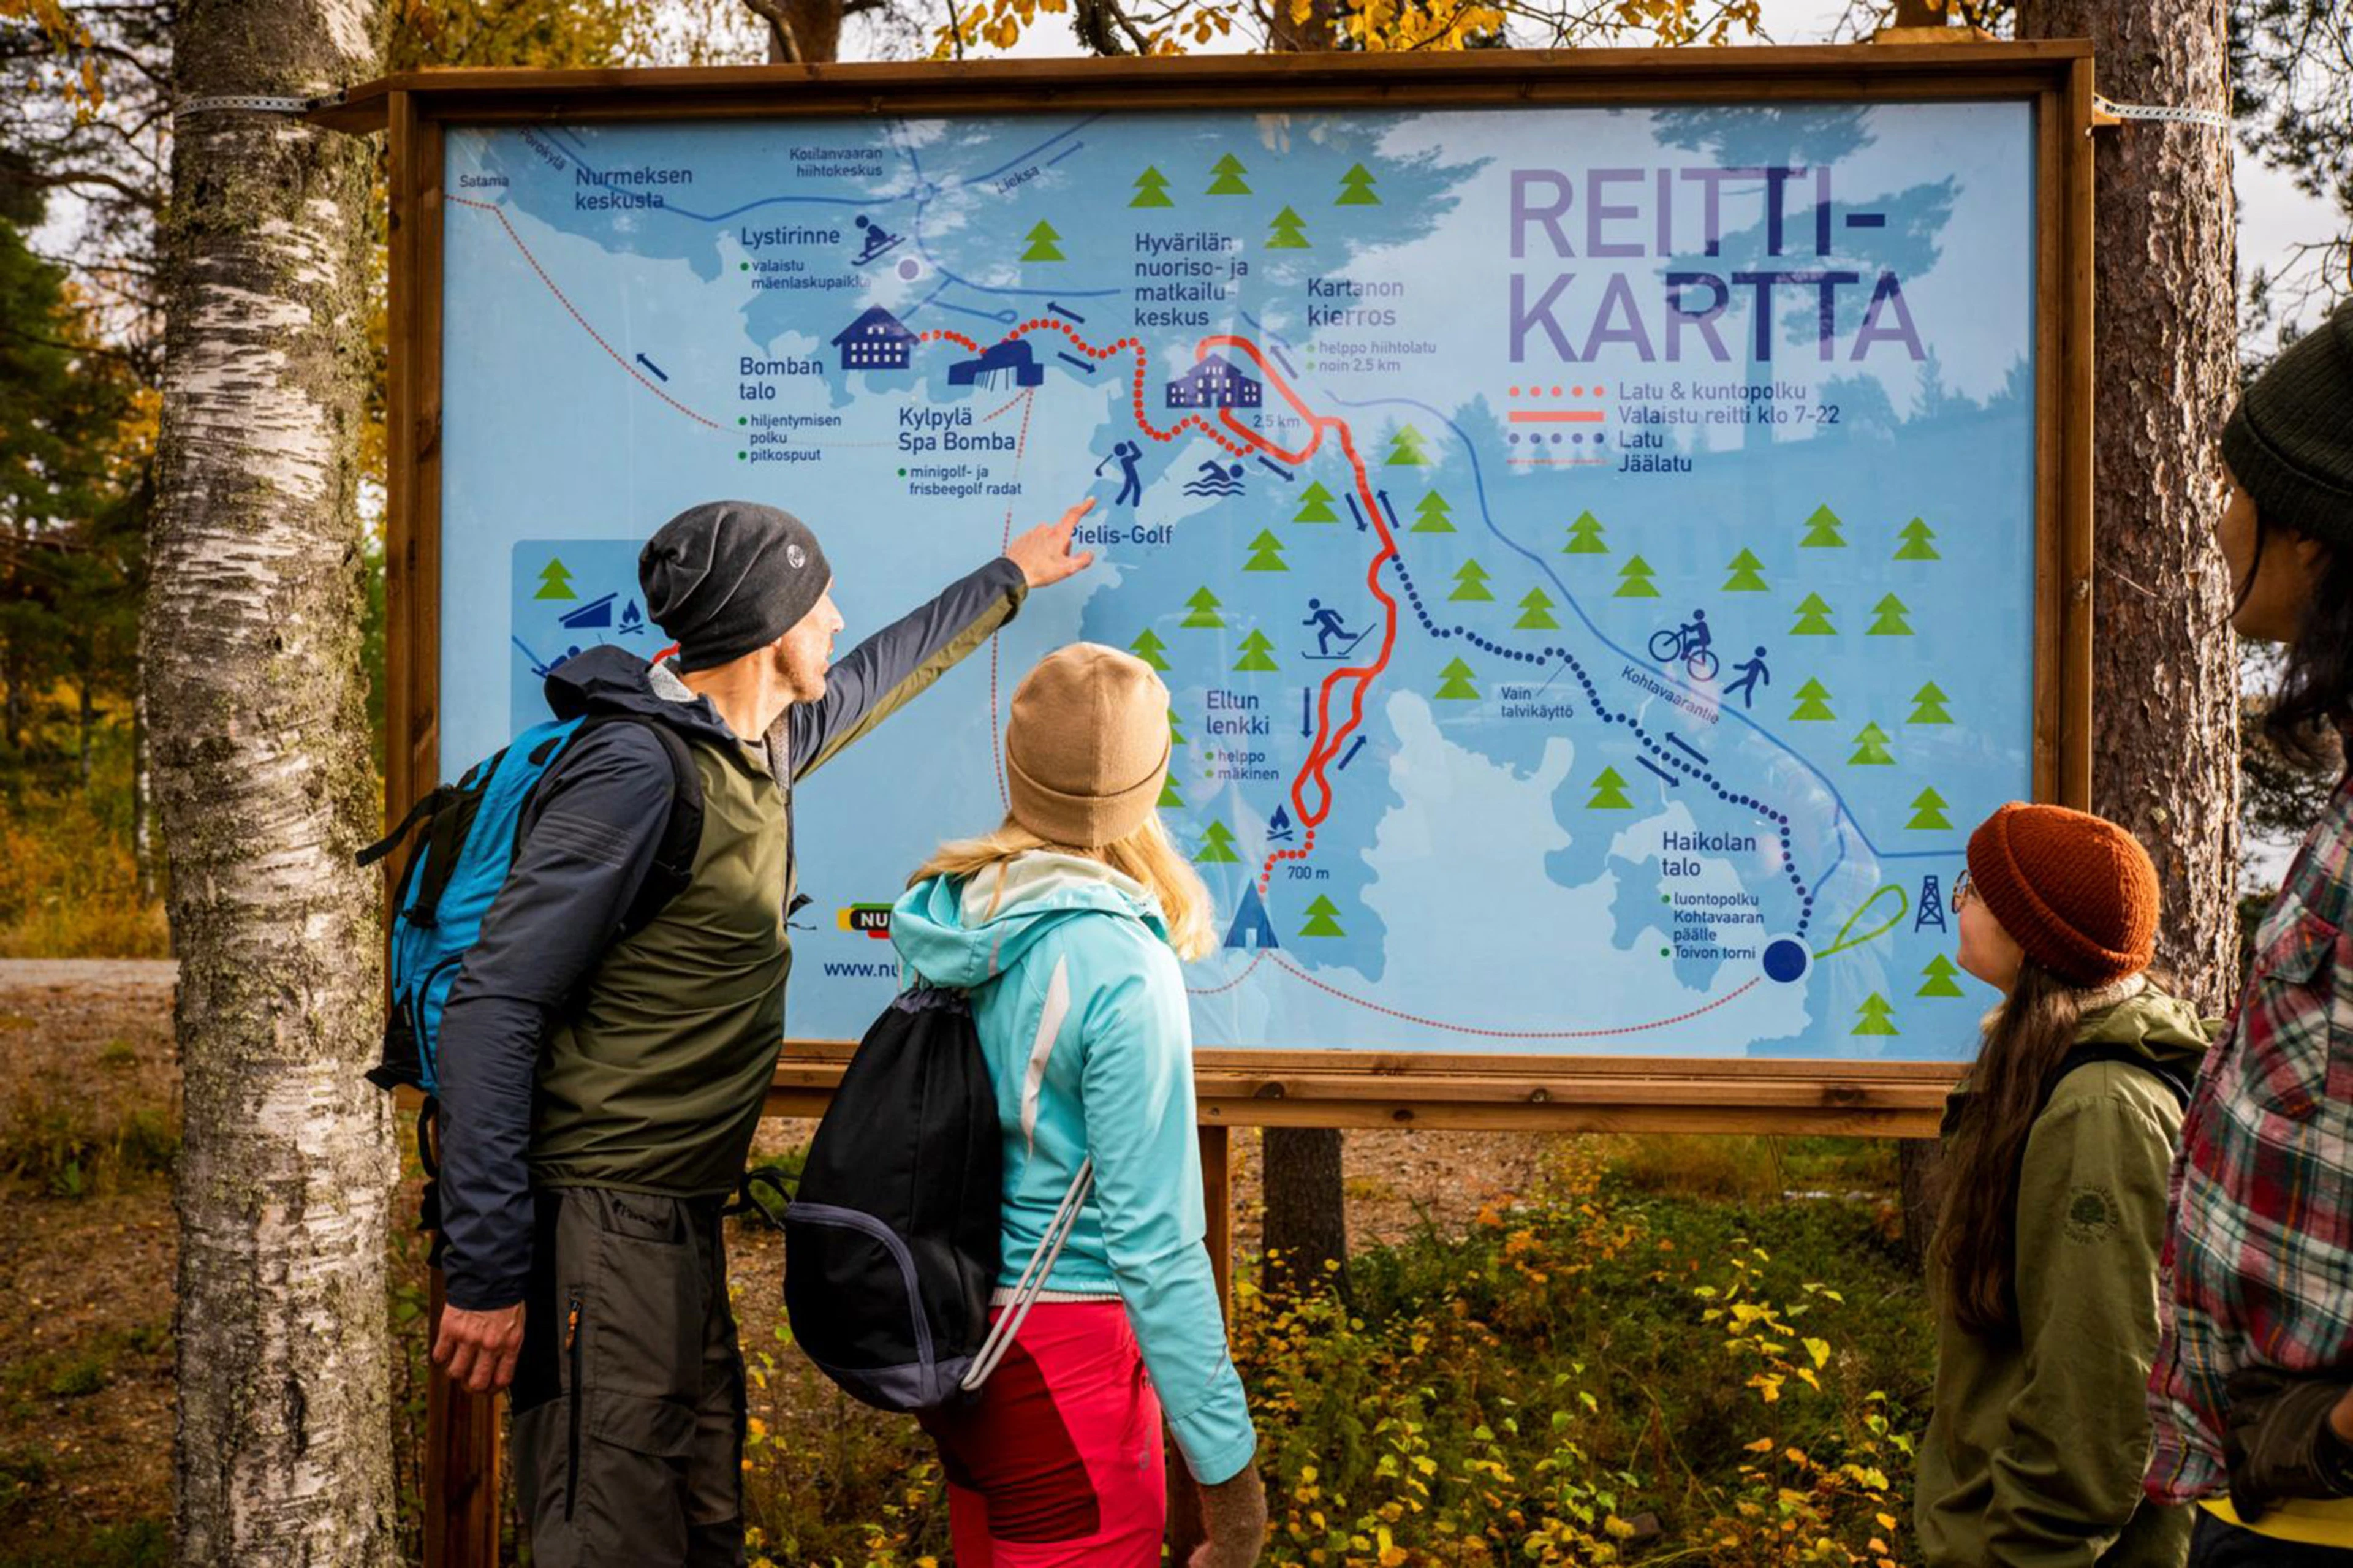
[1059,496,1096,530]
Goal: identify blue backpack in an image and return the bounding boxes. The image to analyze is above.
[358,712,705,1099]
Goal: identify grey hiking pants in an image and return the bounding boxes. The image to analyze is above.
[510,1187,747,1567]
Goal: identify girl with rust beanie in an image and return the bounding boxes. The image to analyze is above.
[1917,803,2214,1568]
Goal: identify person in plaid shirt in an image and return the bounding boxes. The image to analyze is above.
[2147,300,2353,1564]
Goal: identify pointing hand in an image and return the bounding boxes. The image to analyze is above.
[1007,498,1099,589]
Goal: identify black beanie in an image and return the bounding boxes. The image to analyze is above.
[2223,300,2353,549]
[639,501,833,673]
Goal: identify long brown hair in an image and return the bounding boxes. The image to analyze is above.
[1933,960,2090,1339]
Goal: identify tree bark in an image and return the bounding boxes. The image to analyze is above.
[1896,1138,1946,1274]
[1260,1126,1349,1298]
[2015,0,2241,1011]
[151,0,393,1562]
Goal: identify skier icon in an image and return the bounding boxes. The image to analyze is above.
[1724,646,1771,709]
[1647,608,1719,680]
[851,213,904,266]
[1095,440,1144,507]
[1301,597,1371,660]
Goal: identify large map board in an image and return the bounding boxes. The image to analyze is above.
[377,49,2094,1123]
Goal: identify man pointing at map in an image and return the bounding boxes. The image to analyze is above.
[427,494,1096,1566]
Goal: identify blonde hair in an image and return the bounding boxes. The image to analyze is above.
[911,811,1216,961]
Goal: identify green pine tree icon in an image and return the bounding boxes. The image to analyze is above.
[1293,481,1340,524]
[1907,787,1953,830]
[1298,894,1346,937]
[1615,556,1661,599]
[1868,594,1914,636]
[1515,588,1559,631]
[1158,773,1186,809]
[1919,954,1967,998]
[1195,820,1243,863]
[1234,630,1279,672]
[1586,767,1634,809]
[1564,511,1608,555]
[1182,587,1225,629]
[1386,425,1432,466]
[1131,167,1174,208]
[1169,707,1189,746]
[1790,678,1836,721]
[1021,221,1065,262]
[1791,593,1836,635]
[1130,629,1171,672]
[1267,206,1310,250]
[1244,531,1289,572]
[1801,503,1847,547]
[1850,722,1895,766]
[1723,548,1769,593]
[1449,560,1493,602]
[1895,517,1941,561]
[1436,658,1479,700]
[1336,164,1381,206]
[1207,153,1251,195]
[534,557,577,600]
[1908,683,1953,724]
[1853,993,1901,1037]
[1412,491,1455,534]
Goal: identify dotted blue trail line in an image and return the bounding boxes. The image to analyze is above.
[1385,553,1817,938]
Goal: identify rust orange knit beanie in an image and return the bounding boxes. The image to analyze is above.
[1965,803,2159,988]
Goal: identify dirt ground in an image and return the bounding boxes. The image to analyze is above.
[0,962,1556,1556]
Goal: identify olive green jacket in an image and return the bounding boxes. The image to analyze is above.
[1915,987,2216,1568]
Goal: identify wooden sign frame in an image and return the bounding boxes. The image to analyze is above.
[351,41,2093,1149]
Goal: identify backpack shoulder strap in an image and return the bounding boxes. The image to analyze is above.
[2041,1044,2193,1116]
[559,713,706,941]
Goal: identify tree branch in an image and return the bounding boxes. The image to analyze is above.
[737,0,805,60]
[0,165,162,212]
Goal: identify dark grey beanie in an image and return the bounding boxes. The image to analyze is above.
[639,500,833,673]
[2223,301,2353,548]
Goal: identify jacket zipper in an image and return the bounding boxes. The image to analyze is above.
[564,1292,583,1521]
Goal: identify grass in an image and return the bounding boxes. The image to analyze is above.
[0,1082,177,1199]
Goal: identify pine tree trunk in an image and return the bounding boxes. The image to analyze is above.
[150,0,393,1562]
[2014,0,2241,1011]
[1261,1126,1349,1298]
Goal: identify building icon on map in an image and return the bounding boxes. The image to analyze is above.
[833,305,917,370]
[1165,354,1262,410]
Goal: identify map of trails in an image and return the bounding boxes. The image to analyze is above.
[441,100,2039,1059]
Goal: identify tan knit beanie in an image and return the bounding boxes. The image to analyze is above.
[1006,643,1172,848]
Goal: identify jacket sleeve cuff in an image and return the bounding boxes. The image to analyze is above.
[1172,1409,1259,1486]
[987,554,1031,618]
[442,1276,527,1314]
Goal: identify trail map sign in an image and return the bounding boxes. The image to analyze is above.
[369,48,2094,1124]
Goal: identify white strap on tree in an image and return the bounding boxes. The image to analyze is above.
[174,94,330,119]
[2091,94,2232,132]
[961,1159,1094,1392]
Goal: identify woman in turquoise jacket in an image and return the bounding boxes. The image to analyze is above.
[891,642,1265,1567]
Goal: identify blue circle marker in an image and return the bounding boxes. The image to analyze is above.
[1762,937,1810,984]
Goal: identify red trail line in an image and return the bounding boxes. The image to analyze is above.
[449,197,723,431]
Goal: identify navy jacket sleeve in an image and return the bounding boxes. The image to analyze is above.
[779,556,1027,781]
[435,724,678,1311]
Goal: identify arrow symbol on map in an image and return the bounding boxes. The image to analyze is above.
[1636,756,1681,787]
[635,353,670,382]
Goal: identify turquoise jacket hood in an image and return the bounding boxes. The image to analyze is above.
[890,854,1255,1485]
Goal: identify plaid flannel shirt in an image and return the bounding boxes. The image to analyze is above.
[2148,772,2353,1502]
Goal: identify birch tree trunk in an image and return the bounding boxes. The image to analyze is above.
[2014,0,2242,1010]
[149,0,393,1561]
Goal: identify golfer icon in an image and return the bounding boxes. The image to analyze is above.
[1095,440,1144,507]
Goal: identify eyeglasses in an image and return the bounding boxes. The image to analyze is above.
[1952,869,1974,910]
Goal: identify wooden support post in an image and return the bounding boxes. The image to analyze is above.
[423,1271,502,1568]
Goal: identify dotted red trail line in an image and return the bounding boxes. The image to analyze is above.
[1265,960,1761,1040]
[449,197,723,431]
[1184,950,1264,997]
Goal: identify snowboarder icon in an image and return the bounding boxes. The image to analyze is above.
[1725,646,1771,709]
[1095,440,1144,507]
[851,213,903,266]
[1302,597,1368,659]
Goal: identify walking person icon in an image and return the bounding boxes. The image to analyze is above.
[1725,646,1771,709]
[1093,440,1144,507]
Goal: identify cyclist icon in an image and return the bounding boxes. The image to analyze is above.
[1648,608,1721,681]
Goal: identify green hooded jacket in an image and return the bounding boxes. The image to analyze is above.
[1915,985,2217,1568]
